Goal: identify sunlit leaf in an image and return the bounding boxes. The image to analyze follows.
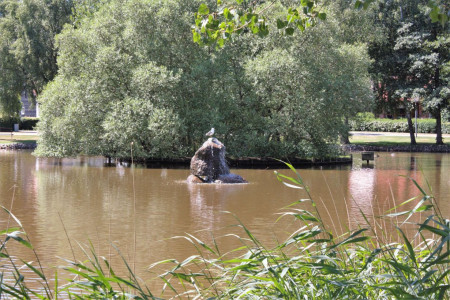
[198,3,209,15]
[285,27,295,35]
[7,232,32,249]
[0,227,21,235]
[277,19,286,29]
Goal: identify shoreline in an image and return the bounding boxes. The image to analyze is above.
[0,142,37,150]
[2,142,449,168]
[0,143,353,168]
[135,156,354,169]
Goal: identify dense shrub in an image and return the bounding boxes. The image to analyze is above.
[0,118,18,131]
[355,111,375,121]
[350,117,450,134]
[20,117,39,130]
[0,117,39,131]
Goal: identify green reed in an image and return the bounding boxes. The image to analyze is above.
[1,162,449,299]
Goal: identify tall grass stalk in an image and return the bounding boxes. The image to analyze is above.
[131,141,137,276]
[1,163,449,299]
[1,205,53,299]
[320,171,344,235]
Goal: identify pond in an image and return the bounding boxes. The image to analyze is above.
[0,150,449,292]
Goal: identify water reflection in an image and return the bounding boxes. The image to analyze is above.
[345,153,449,233]
[348,167,376,227]
[0,150,449,290]
[187,183,246,230]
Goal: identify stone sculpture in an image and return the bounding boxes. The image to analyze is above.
[187,137,247,184]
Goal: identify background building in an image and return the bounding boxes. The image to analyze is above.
[21,91,39,118]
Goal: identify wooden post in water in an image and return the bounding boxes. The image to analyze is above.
[361,151,375,165]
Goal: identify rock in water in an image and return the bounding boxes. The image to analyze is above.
[188,137,247,184]
[190,138,229,181]
[186,174,206,183]
[215,173,247,184]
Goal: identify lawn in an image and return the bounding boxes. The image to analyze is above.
[0,133,38,144]
[1,133,448,147]
[349,134,449,146]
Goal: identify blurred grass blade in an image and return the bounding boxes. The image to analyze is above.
[21,260,46,281]
[0,227,21,235]
[396,227,416,264]
[1,206,23,228]
[7,232,32,249]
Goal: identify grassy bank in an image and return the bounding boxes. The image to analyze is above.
[2,133,446,147]
[1,164,448,299]
[2,134,447,147]
[0,134,38,145]
[350,134,449,146]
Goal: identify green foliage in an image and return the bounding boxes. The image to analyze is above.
[0,0,74,118]
[193,0,292,47]
[350,116,450,134]
[367,0,449,144]
[355,111,375,121]
[19,117,39,130]
[242,36,373,157]
[36,0,373,159]
[35,0,195,158]
[0,116,39,132]
[428,0,449,26]
[102,98,186,159]
[0,116,17,131]
[0,9,23,119]
[192,0,449,48]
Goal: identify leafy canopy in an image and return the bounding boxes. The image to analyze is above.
[192,0,449,48]
[36,0,373,159]
[0,0,74,118]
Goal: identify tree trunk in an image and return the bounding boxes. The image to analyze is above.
[432,25,443,145]
[436,105,443,145]
[340,117,351,144]
[406,108,416,145]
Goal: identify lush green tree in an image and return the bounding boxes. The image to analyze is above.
[36,0,211,158]
[367,0,419,144]
[395,21,449,145]
[0,0,23,119]
[0,0,73,117]
[191,0,448,147]
[0,37,22,119]
[368,0,449,145]
[323,0,382,144]
[35,0,373,159]
[243,40,372,156]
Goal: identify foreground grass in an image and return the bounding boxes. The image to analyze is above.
[1,164,449,299]
[350,134,449,146]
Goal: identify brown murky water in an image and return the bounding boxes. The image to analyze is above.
[1,150,449,292]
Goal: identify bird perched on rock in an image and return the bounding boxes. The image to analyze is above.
[205,128,215,137]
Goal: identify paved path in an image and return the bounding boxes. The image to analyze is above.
[0,130,37,136]
[350,131,450,138]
